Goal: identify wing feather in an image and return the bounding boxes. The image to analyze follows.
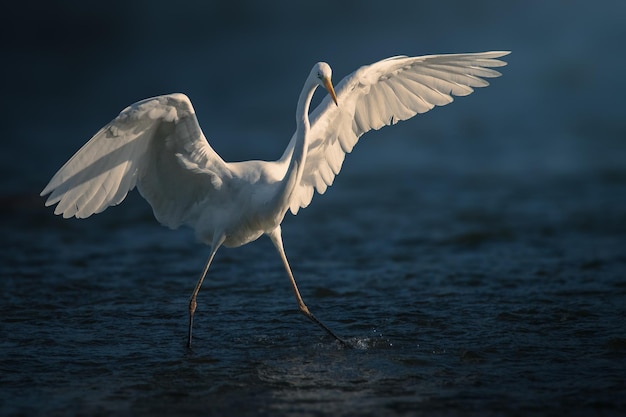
[41,93,231,228]
[288,51,509,214]
[378,81,413,123]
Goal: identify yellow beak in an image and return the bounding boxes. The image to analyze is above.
[323,77,338,106]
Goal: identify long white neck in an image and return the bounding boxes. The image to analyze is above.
[274,73,319,211]
[292,73,318,174]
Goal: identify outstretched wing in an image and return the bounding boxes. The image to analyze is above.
[287,51,510,214]
[41,93,231,229]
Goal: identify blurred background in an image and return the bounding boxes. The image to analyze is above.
[1,1,625,416]
[1,0,624,195]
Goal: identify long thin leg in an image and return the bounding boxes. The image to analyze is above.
[267,227,349,347]
[188,235,224,348]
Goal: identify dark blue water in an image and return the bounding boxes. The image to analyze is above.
[2,1,626,416]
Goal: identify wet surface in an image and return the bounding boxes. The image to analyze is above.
[2,1,626,416]
[3,168,625,416]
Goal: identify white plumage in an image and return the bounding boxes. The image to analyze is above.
[41,51,509,347]
[283,52,508,213]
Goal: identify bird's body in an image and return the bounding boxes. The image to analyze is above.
[41,52,509,347]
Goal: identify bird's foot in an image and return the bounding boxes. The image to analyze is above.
[300,308,352,348]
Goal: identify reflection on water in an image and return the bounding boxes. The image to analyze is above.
[3,1,626,416]
[2,169,625,416]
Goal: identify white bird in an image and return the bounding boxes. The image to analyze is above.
[41,51,509,347]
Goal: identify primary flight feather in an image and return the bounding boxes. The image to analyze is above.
[41,51,509,347]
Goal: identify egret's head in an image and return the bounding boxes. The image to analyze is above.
[313,62,338,106]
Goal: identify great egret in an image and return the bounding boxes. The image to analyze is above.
[41,51,509,347]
